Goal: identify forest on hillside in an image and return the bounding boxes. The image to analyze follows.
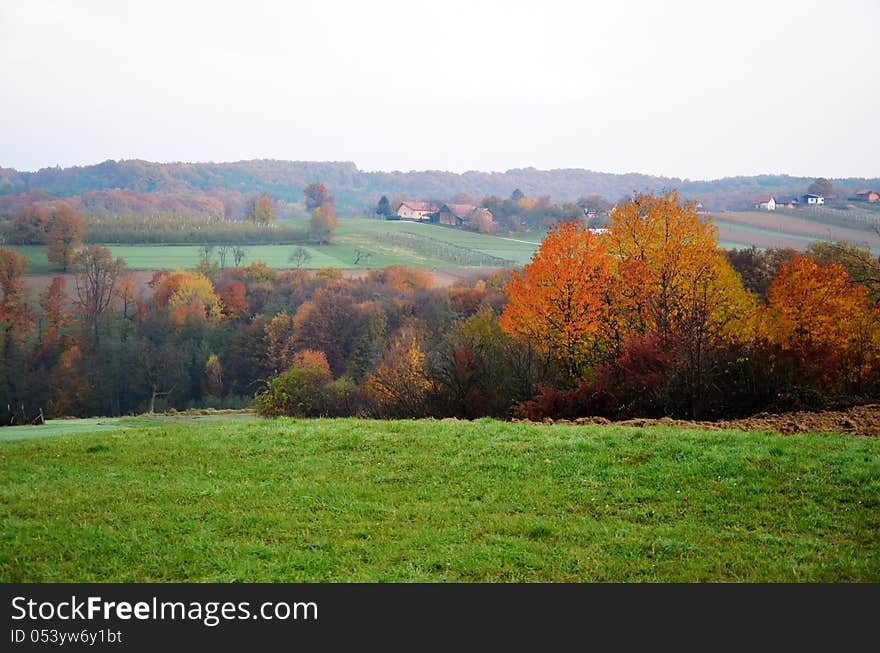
[2,159,878,218]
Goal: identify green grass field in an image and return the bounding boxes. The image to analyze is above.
[10,219,542,273]
[10,212,880,274]
[1,417,877,582]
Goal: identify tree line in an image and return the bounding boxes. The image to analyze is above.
[1,191,879,422]
[5,159,880,214]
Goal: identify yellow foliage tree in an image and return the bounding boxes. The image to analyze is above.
[364,327,435,417]
[153,270,222,326]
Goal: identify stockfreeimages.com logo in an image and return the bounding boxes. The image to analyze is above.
[11,595,317,628]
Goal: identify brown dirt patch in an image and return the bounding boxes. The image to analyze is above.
[517,404,880,437]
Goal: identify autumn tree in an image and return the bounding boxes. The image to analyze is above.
[265,312,297,371]
[45,345,89,416]
[152,270,222,326]
[602,192,718,336]
[766,255,880,391]
[39,277,70,347]
[500,221,611,383]
[72,245,126,346]
[725,246,797,299]
[309,204,338,243]
[245,193,275,224]
[216,279,249,319]
[0,248,28,328]
[303,182,334,212]
[364,326,435,418]
[292,288,362,375]
[46,203,85,271]
[600,191,757,417]
[807,241,880,303]
[367,265,433,293]
[255,353,333,417]
[12,205,51,244]
[114,273,139,320]
[204,354,223,397]
[0,248,32,408]
[436,306,513,417]
[807,178,834,198]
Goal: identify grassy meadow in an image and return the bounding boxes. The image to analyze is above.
[10,218,542,273]
[1,417,877,582]
[10,212,880,275]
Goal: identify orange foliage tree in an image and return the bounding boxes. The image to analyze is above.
[0,248,33,404]
[499,221,611,382]
[46,203,85,271]
[766,255,880,390]
[367,265,433,293]
[216,279,249,319]
[0,248,29,330]
[12,205,51,244]
[39,277,70,347]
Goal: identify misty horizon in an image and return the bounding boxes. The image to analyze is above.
[2,1,878,180]
[5,157,879,184]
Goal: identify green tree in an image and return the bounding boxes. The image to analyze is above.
[376,195,392,217]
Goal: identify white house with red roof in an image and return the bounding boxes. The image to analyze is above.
[396,200,439,221]
[754,195,776,211]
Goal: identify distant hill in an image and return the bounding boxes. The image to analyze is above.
[1,159,878,217]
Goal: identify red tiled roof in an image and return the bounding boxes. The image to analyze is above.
[443,203,477,217]
[754,195,775,203]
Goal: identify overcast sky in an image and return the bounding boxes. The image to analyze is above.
[1,0,878,179]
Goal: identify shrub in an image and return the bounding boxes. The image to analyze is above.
[255,363,332,417]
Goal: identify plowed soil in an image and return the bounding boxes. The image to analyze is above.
[528,404,880,437]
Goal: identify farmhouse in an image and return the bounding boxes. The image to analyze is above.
[754,195,776,211]
[802,193,824,206]
[855,189,879,202]
[437,203,492,227]
[777,197,800,209]
[396,201,438,221]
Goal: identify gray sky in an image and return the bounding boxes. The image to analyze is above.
[2,0,878,179]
